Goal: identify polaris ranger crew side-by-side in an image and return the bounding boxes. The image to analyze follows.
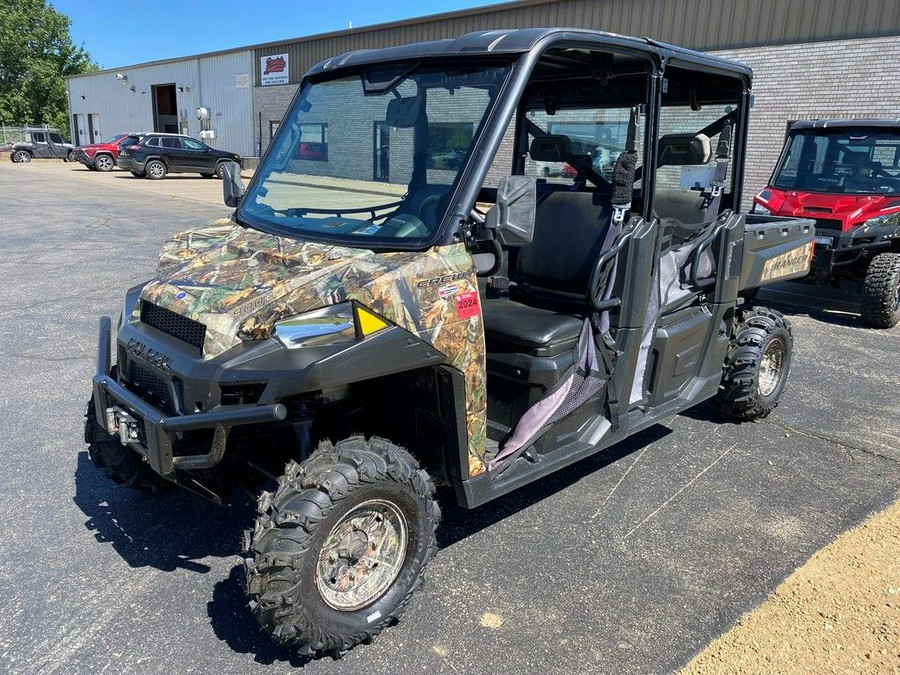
[753,119,900,327]
[86,28,814,656]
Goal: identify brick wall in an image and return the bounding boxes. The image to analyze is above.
[254,83,300,156]
[713,35,900,208]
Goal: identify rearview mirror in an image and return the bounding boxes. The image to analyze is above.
[385,96,423,128]
[221,161,245,207]
[486,176,536,247]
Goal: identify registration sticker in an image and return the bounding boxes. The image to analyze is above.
[455,291,479,319]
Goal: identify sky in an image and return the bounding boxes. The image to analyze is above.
[53,0,501,70]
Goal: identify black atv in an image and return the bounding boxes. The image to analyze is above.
[86,28,813,657]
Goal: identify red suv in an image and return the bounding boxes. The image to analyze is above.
[754,119,900,327]
[72,133,131,172]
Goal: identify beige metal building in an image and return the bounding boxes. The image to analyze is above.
[68,0,900,201]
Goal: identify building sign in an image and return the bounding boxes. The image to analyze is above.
[235,73,250,88]
[260,53,289,86]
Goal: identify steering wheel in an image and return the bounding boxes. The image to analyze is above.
[474,239,504,277]
[418,194,442,222]
[382,213,429,238]
[871,161,896,179]
[467,205,503,277]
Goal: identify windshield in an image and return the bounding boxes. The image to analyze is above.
[240,62,510,247]
[773,127,900,196]
[102,133,128,144]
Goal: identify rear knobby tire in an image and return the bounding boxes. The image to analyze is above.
[84,400,169,491]
[714,306,793,420]
[860,252,900,328]
[243,436,440,657]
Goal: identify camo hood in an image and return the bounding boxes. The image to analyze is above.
[140,219,489,476]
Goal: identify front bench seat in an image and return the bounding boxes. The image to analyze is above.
[482,298,582,356]
[482,184,614,356]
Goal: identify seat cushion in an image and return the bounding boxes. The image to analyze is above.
[483,297,582,355]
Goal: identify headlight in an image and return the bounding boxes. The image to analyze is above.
[274,303,356,348]
[272,302,390,349]
[864,212,900,229]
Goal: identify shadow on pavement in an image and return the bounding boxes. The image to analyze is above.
[73,451,252,573]
[208,566,312,668]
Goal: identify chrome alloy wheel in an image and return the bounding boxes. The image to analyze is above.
[758,337,785,397]
[315,499,408,611]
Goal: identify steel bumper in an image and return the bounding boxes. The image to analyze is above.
[91,316,286,478]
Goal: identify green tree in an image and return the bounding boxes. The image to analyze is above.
[0,0,97,136]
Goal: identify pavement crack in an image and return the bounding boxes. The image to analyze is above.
[623,443,737,540]
[762,418,900,465]
[590,445,650,521]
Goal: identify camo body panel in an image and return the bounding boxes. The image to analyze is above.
[141,221,488,477]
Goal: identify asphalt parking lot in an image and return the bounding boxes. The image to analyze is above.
[1,161,898,675]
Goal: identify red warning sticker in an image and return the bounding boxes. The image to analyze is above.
[455,291,480,319]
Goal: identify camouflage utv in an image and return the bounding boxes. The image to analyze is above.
[87,28,814,656]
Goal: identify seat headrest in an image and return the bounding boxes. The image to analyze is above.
[843,151,870,167]
[657,133,711,167]
[530,135,572,162]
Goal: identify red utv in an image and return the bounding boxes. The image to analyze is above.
[753,119,900,327]
[72,133,131,172]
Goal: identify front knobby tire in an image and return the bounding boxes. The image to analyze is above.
[243,436,440,657]
[860,252,900,328]
[714,306,793,420]
[84,400,169,491]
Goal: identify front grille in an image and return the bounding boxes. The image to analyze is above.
[129,362,182,414]
[804,206,832,214]
[815,218,843,231]
[141,302,206,350]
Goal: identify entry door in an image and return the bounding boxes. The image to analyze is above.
[373,122,390,182]
[90,114,101,143]
[75,114,87,145]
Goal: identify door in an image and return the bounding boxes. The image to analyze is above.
[158,136,189,170]
[48,132,68,158]
[152,84,178,133]
[181,137,215,172]
[373,122,390,182]
[30,131,51,158]
[89,114,101,143]
[75,114,87,145]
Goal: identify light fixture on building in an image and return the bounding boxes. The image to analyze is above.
[177,85,193,93]
[115,73,127,81]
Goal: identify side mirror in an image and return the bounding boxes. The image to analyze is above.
[221,161,245,208]
[486,176,536,247]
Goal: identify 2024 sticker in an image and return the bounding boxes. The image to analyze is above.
[456,291,479,319]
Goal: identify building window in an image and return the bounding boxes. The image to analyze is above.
[297,123,327,161]
[427,122,473,170]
